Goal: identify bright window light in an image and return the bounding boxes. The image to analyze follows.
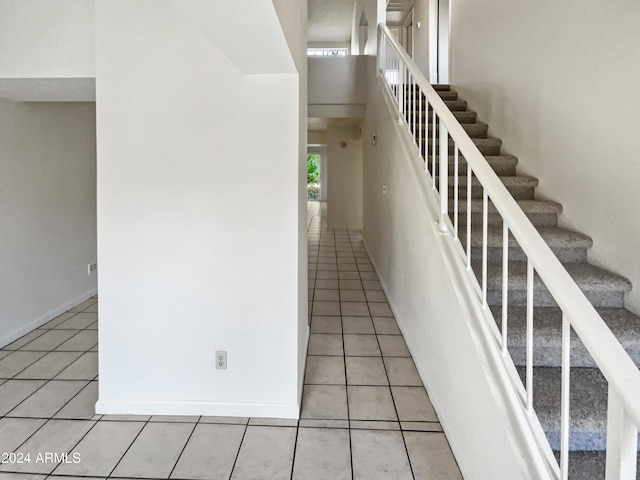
[307,48,348,57]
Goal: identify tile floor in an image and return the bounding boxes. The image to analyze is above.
[0,202,462,480]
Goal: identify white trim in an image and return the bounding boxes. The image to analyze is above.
[0,288,98,348]
[95,399,300,419]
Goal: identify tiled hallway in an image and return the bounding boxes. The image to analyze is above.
[0,202,461,480]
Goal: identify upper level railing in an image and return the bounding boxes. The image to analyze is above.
[377,23,640,480]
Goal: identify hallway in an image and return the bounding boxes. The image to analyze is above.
[0,202,461,479]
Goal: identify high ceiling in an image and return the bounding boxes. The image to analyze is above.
[308,0,356,43]
[386,0,414,26]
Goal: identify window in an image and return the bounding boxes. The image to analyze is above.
[307,48,348,57]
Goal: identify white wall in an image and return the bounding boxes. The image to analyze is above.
[272,0,310,408]
[308,56,371,111]
[0,0,94,79]
[0,99,97,347]
[327,122,363,229]
[449,0,640,313]
[95,0,302,417]
[363,68,548,479]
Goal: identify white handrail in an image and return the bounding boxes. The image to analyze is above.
[378,23,640,479]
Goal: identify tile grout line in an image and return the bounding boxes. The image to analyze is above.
[106,416,154,478]
[354,232,417,480]
[167,420,200,479]
[227,417,250,479]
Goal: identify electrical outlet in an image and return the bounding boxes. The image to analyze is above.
[215,351,227,370]
[87,263,97,275]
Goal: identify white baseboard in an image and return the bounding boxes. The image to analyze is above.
[95,399,300,419]
[0,288,98,348]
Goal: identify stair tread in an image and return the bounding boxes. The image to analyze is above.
[448,175,538,188]
[491,306,640,367]
[454,199,561,215]
[479,261,633,293]
[463,225,592,249]
[519,366,612,450]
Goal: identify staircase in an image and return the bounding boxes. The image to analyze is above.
[408,85,640,478]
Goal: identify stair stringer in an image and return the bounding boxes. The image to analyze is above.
[362,74,557,480]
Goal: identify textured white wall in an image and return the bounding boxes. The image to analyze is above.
[95,0,301,417]
[449,0,640,313]
[0,100,97,347]
[327,123,363,230]
[308,56,370,107]
[0,0,94,78]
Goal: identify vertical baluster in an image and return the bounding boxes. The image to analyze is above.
[412,76,416,143]
[454,147,459,239]
[419,92,424,164]
[482,190,488,307]
[606,388,638,480]
[560,313,571,480]
[526,259,534,415]
[466,164,472,270]
[501,221,509,355]
[431,110,437,189]
[439,123,448,232]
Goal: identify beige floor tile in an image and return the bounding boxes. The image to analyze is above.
[54,330,98,352]
[292,428,351,480]
[404,431,463,479]
[342,317,375,334]
[348,386,397,421]
[340,290,366,301]
[372,317,401,335]
[384,357,423,386]
[304,356,345,385]
[111,422,195,478]
[171,424,245,480]
[343,335,381,356]
[0,380,46,416]
[53,421,145,477]
[19,330,77,351]
[308,334,343,356]
[310,316,342,334]
[199,416,248,425]
[55,313,98,330]
[54,382,98,420]
[312,289,339,302]
[14,352,83,380]
[231,426,296,480]
[345,357,388,385]
[3,331,47,350]
[149,415,200,423]
[55,353,98,380]
[312,301,340,316]
[0,420,95,474]
[0,352,47,378]
[7,380,88,418]
[391,387,438,422]
[341,302,370,317]
[351,429,412,480]
[300,385,348,420]
[0,418,47,454]
[377,335,411,357]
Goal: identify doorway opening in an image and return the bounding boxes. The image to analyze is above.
[307,154,321,200]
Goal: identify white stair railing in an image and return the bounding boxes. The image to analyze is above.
[378,24,640,480]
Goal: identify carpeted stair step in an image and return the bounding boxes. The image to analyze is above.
[476,261,632,308]
[556,451,640,479]
[490,306,640,368]
[428,137,502,155]
[517,367,621,451]
[425,122,488,138]
[461,225,592,263]
[406,109,478,124]
[450,199,562,226]
[430,154,517,176]
[447,175,538,200]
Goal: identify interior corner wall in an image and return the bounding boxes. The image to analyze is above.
[362,72,536,480]
[95,0,301,417]
[0,99,97,347]
[272,0,310,406]
[449,0,640,313]
[326,123,363,230]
